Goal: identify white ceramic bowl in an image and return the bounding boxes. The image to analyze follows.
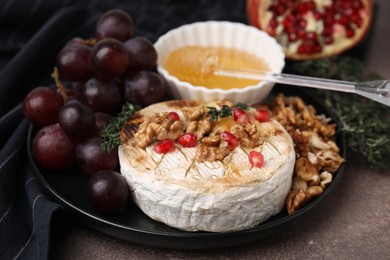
[154,21,285,104]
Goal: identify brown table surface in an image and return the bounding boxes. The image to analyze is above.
[52,1,390,259]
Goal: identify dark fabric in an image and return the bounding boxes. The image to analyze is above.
[0,1,247,259]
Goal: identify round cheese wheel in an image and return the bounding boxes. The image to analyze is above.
[119,100,295,232]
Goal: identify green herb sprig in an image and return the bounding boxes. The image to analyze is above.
[207,105,232,122]
[290,56,390,169]
[235,102,248,110]
[100,102,141,152]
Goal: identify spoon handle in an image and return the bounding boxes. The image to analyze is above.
[214,67,390,107]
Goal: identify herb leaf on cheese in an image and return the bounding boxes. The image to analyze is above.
[100,102,141,152]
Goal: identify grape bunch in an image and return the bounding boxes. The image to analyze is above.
[23,9,166,212]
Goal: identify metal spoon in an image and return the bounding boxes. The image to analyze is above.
[214,67,390,107]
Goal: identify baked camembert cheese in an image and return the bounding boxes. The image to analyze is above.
[119,99,295,232]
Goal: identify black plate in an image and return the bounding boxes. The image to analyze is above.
[27,85,347,249]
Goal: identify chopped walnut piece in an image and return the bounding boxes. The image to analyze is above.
[292,175,308,191]
[134,112,184,148]
[181,105,212,140]
[295,157,320,185]
[310,133,331,150]
[186,117,212,140]
[286,189,307,215]
[286,186,324,214]
[316,150,345,173]
[182,105,207,121]
[320,171,333,189]
[195,135,230,162]
[230,123,261,148]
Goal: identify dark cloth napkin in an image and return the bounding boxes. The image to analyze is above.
[0,1,247,259]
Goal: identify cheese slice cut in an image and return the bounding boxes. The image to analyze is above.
[119,100,295,232]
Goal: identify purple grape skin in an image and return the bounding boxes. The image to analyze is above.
[86,169,129,213]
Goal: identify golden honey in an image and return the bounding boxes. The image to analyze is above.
[163,46,270,90]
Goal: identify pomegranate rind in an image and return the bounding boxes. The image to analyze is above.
[247,0,373,60]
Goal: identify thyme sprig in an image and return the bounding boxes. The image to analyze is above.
[235,102,248,110]
[207,105,232,122]
[100,102,141,152]
[290,56,390,169]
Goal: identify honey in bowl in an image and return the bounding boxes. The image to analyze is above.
[163,46,270,90]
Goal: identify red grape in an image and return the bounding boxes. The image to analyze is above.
[86,170,129,213]
[76,136,119,175]
[96,9,134,42]
[123,71,165,107]
[95,112,114,133]
[23,87,64,128]
[56,44,94,82]
[58,99,96,139]
[90,38,129,80]
[84,78,122,114]
[65,81,86,103]
[65,37,88,47]
[32,123,77,171]
[124,37,157,73]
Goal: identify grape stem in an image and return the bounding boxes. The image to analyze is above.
[51,67,69,102]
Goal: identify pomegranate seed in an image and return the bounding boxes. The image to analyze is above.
[304,1,316,11]
[338,16,350,26]
[285,0,294,8]
[285,26,296,34]
[322,26,334,36]
[268,5,276,12]
[297,3,307,15]
[352,13,363,27]
[298,44,307,54]
[288,32,298,42]
[233,108,250,124]
[341,1,352,9]
[155,138,175,154]
[248,151,265,168]
[324,15,335,26]
[301,41,317,54]
[305,32,317,40]
[333,1,343,12]
[297,29,306,39]
[267,27,276,37]
[178,133,197,148]
[314,45,322,53]
[233,108,246,121]
[282,17,294,28]
[220,131,238,150]
[352,0,363,10]
[344,7,353,16]
[254,109,271,122]
[323,35,334,45]
[269,18,278,29]
[324,6,333,14]
[168,111,180,121]
[346,26,355,38]
[298,19,307,29]
[276,4,286,15]
[313,11,322,20]
[285,14,295,22]
[236,113,250,125]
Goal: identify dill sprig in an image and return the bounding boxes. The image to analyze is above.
[100,102,141,152]
[290,56,390,169]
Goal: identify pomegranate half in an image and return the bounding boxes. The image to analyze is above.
[247,0,373,60]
